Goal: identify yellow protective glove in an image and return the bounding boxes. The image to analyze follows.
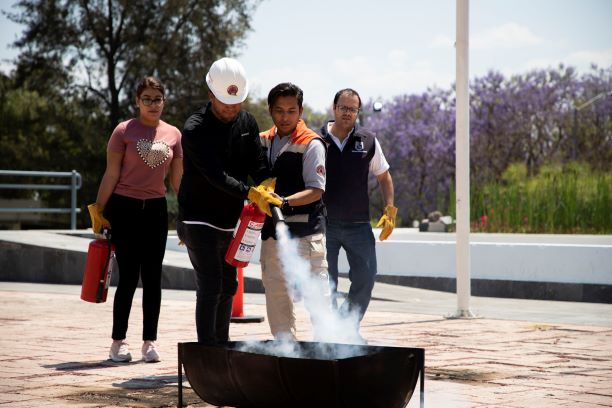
[259,177,277,191]
[87,203,111,234]
[248,178,282,217]
[376,205,398,241]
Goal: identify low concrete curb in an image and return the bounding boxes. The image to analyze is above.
[0,230,265,293]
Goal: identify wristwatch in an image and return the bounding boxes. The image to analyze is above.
[281,197,290,210]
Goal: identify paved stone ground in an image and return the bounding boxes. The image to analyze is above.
[1,283,611,407]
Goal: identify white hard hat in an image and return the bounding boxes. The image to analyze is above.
[205,57,249,104]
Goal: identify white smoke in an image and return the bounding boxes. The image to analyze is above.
[235,339,373,360]
[235,221,368,359]
[274,221,364,345]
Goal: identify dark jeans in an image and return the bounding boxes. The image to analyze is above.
[326,220,377,321]
[177,222,237,344]
[104,193,168,341]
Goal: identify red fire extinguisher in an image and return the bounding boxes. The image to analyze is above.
[81,230,115,303]
[225,202,266,268]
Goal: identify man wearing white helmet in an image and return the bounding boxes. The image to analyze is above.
[177,57,280,344]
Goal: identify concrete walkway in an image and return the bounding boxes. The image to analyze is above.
[1,281,611,407]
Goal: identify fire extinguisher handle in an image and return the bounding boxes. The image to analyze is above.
[102,227,111,240]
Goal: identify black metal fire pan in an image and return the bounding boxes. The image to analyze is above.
[178,340,424,408]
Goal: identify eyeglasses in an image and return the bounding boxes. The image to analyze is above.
[140,97,165,106]
[336,105,360,114]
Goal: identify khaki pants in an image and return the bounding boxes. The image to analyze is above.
[260,233,329,340]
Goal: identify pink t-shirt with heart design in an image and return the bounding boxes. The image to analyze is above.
[108,119,182,200]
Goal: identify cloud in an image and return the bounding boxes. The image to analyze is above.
[472,22,543,49]
[247,51,455,113]
[566,49,612,68]
[520,49,612,73]
[328,52,452,107]
[247,64,337,112]
[430,34,454,48]
[522,57,558,71]
[388,49,410,67]
[430,23,542,50]
[0,60,14,75]
[430,22,542,50]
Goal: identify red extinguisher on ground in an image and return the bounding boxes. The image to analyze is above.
[81,229,115,303]
[225,202,266,268]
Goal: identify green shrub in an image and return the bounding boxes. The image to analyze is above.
[451,162,611,233]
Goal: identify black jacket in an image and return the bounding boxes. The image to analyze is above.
[178,103,270,229]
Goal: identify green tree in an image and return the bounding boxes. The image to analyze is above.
[243,96,274,131]
[0,69,106,227]
[303,104,327,131]
[2,0,261,227]
[6,0,261,133]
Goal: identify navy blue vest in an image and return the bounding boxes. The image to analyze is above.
[321,123,376,222]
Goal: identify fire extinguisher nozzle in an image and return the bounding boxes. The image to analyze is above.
[271,206,285,226]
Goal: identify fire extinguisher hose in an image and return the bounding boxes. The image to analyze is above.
[95,229,112,303]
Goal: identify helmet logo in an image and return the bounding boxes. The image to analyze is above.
[227,84,239,96]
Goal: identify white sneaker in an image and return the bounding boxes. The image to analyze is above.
[141,340,160,363]
[109,340,132,362]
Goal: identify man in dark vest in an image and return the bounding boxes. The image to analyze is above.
[259,83,329,341]
[320,88,397,341]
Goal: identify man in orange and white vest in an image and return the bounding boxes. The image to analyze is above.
[258,82,329,341]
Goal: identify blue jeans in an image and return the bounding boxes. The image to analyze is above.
[177,222,237,344]
[326,221,377,321]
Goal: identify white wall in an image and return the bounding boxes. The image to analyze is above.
[168,229,612,285]
[372,240,612,285]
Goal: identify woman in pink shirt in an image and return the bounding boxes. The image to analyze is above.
[89,77,182,363]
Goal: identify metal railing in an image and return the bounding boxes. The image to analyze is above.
[0,170,82,229]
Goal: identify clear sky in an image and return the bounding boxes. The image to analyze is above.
[1,0,611,112]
